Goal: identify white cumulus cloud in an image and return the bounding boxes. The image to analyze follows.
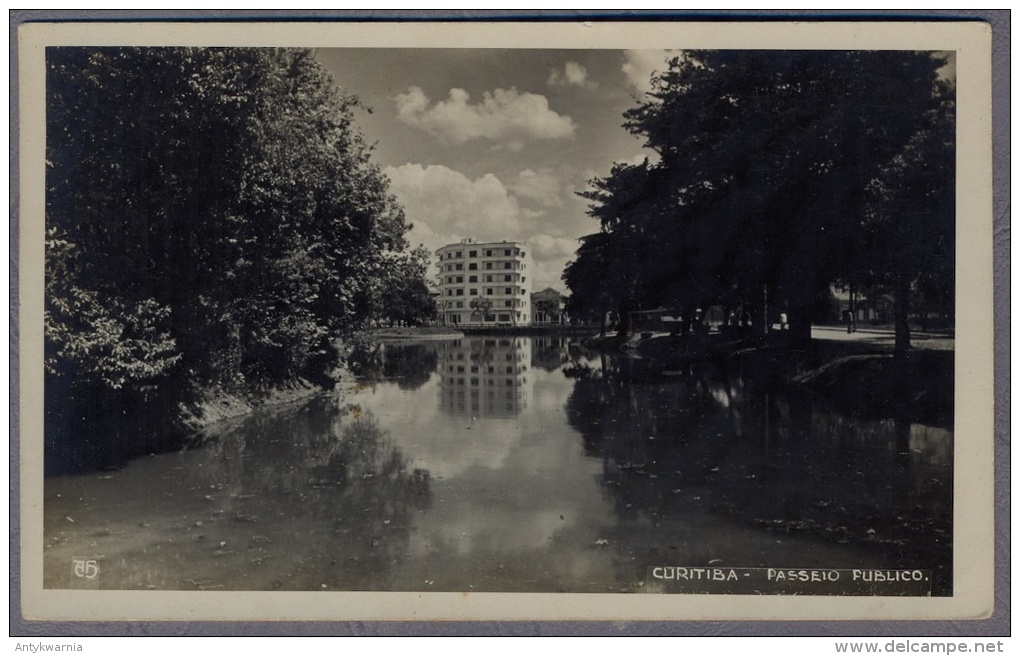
[547,61,595,88]
[384,163,532,253]
[394,86,576,148]
[622,49,680,93]
[508,169,569,208]
[529,234,580,262]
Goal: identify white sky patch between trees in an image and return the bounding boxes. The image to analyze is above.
[315,48,669,293]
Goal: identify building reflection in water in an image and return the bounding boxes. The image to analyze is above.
[438,337,532,417]
[530,335,571,372]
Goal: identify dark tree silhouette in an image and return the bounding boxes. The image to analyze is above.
[567,50,954,350]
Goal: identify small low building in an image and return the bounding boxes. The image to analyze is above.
[531,287,568,325]
[831,286,894,325]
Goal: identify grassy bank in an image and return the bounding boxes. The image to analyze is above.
[370,326,464,340]
[180,378,328,436]
[461,324,599,336]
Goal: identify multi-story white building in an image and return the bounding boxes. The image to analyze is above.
[436,238,533,326]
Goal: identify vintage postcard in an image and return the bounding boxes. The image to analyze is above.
[16,19,994,622]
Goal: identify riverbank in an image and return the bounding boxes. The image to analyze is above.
[580,328,954,429]
[179,377,328,436]
[370,326,464,340]
[369,324,601,339]
[461,324,599,336]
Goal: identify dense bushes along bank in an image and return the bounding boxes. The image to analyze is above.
[44,48,424,475]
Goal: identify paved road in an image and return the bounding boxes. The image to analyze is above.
[811,325,954,350]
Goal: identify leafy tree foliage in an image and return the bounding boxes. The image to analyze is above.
[567,50,954,352]
[371,245,437,327]
[563,233,617,334]
[858,94,956,352]
[45,47,421,471]
[468,296,493,322]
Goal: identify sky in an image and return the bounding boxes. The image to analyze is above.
[315,48,675,293]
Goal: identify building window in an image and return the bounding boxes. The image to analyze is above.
[468,275,477,283]
[521,251,525,257]
[485,275,493,282]
[456,289,464,296]
[456,276,463,283]
[504,249,511,256]
[485,262,493,270]
[505,300,512,308]
[455,251,462,258]
[469,263,477,270]
[504,262,512,269]
[456,301,463,308]
[470,288,478,296]
[522,276,526,282]
[455,264,463,271]
[485,249,493,257]
[486,288,493,295]
[447,290,453,296]
[505,287,512,294]
[469,250,477,257]
[499,314,510,322]
[504,274,512,282]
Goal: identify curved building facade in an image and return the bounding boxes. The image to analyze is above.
[436,238,532,326]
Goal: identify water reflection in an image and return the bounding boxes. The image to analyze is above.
[349,341,439,390]
[564,352,953,594]
[45,336,952,595]
[531,336,571,372]
[45,398,430,591]
[439,338,531,417]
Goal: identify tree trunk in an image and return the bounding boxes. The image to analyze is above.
[787,300,813,348]
[617,302,631,338]
[894,276,912,358]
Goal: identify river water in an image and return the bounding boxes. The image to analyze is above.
[44,335,953,594]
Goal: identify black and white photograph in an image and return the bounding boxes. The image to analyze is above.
[16,19,995,623]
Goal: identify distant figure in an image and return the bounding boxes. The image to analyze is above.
[740,310,753,337]
[842,309,855,334]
